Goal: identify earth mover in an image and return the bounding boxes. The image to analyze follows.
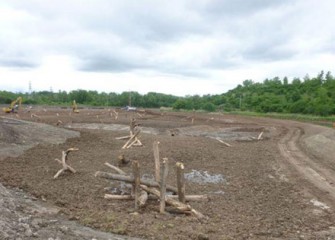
[3,97,22,113]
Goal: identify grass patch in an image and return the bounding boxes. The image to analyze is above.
[229,111,335,127]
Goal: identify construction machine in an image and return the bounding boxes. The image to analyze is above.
[3,97,22,113]
[72,100,79,113]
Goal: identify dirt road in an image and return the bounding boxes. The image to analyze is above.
[0,108,334,239]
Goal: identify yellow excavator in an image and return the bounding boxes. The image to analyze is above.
[3,97,22,113]
[72,100,79,113]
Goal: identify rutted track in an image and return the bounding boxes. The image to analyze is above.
[278,126,335,207]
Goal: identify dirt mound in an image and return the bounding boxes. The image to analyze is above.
[0,117,79,159]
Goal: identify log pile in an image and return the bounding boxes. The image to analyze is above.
[95,142,207,219]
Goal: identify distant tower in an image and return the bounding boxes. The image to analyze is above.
[128,91,132,107]
[29,81,32,94]
[50,86,53,93]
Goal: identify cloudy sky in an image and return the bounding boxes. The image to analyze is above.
[0,0,334,96]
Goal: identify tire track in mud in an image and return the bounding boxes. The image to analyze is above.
[278,126,335,206]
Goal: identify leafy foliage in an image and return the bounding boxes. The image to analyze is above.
[1,71,335,115]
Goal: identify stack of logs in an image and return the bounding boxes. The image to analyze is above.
[95,140,207,219]
[116,118,143,149]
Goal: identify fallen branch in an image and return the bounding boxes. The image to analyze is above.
[54,148,79,179]
[31,114,40,120]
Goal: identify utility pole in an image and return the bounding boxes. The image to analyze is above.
[128,91,132,107]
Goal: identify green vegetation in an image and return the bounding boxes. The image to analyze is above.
[1,71,335,116]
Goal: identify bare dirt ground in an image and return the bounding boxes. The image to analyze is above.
[0,106,335,240]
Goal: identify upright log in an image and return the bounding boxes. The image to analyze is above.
[160,158,169,213]
[153,141,160,182]
[132,161,140,210]
[176,162,186,203]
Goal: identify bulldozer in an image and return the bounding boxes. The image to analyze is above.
[72,100,79,113]
[3,97,22,113]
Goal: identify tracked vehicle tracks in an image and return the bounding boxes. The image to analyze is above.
[278,126,335,206]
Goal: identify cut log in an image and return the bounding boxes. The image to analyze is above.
[31,114,40,120]
[95,171,178,193]
[104,162,126,175]
[160,158,169,213]
[257,131,264,140]
[153,141,160,182]
[105,194,133,200]
[122,130,140,149]
[138,190,148,207]
[126,137,142,149]
[104,194,208,202]
[140,185,206,219]
[115,136,131,140]
[112,110,118,120]
[216,138,231,147]
[176,162,186,203]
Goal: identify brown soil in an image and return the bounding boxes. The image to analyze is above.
[0,107,335,240]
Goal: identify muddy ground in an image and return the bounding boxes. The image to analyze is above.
[0,106,335,240]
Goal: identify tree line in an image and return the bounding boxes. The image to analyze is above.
[1,71,335,116]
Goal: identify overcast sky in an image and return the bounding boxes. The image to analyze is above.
[0,0,334,96]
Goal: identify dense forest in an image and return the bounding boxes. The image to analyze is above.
[1,71,335,116]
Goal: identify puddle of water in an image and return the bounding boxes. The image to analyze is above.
[184,170,225,184]
[65,123,159,135]
[65,123,261,141]
[211,190,225,195]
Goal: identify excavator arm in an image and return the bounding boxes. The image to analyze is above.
[3,97,22,113]
[72,100,79,113]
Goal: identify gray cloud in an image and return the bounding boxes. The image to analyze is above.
[1,0,335,82]
[78,55,149,72]
[192,0,292,20]
[0,59,37,68]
